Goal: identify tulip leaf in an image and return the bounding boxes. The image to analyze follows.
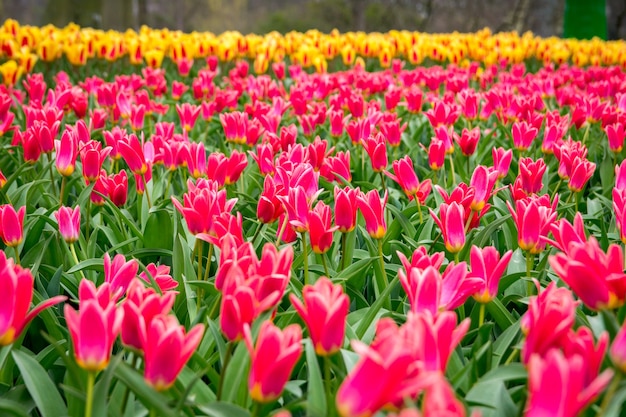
[0,399,29,417]
[355,274,400,340]
[91,354,122,417]
[305,340,327,417]
[144,208,174,251]
[491,319,521,367]
[12,349,68,417]
[66,258,104,275]
[113,361,177,417]
[486,297,516,330]
[221,342,251,406]
[197,402,251,417]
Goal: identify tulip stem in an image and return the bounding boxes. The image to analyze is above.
[216,342,234,401]
[251,401,262,417]
[85,198,91,243]
[59,176,67,206]
[551,178,563,201]
[454,252,460,264]
[321,254,330,278]
[275,216,288,246]
[85,371,95,417]
[377,238,389,301]
[504,348,519,365]
[379,172,387,192]
[204,243,213,283]
[164,170,174,198]
[478,303,486,327]
[526,251,534,296]
[340,232,348,271]
[324,356,333,417]
[70,243,86,280]
[596,372,621,417]
[415,198,423,224]
[142,174,152,209]
[448,154,456,186]
[302,232,310,286]
[13,247,20,266]
[250,222,264,245]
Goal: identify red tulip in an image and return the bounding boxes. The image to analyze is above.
[257,175,284,224]
[526,349,613,417]
[455,126,480,156]
[104,253,139,300]
[469,246,512,303]
[0,205,25,247]
[428,138,446,171]
[549,236,626,310]
[244,321,302,403]
[362,133,388,173]
[142,315,204,391]
[357,189,387,239]
[0,251,66,346]
[54,206,80,244]
[64,280,122,372]
[469,165,497,212]
[308,201,338,254]
[289,277,348,355]
[430,202,466,253]
[320,150,352,184]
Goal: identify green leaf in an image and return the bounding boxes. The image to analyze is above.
[0,399,29,417]
[197,402,251,417]
[305,340,326,417]
[355,274,400,340]
[91,355,122,417]
[12,349,68,417]
[113,361,177,417]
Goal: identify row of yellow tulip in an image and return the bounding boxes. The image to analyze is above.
[1,18,625,84]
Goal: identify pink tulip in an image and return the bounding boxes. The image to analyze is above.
[139,263,178,292]
[244,321,302,403]
[308,201,338,254]
[104,253,139,300]
[334,186,359,233]
[610,321,626,373]
[289,277,349,355]
[526,349,613,417]
[55,130,78,177]
[567,156,595,193]
[507,194,558,254]
[121,279,175,350]
[357,189,387,239]
[492,147,512,180]
[455,127,480,156]
[422,375,467,417]
[118,133,148,175]
[0,205,25,247]
[512,120,538,151]
[0,251,66,345]
[605,122,625,153]
[516,157,546,195]
[430,202,466,253]
[469,165,498,212]
[142,315,204,391]
[320,150,352,184]
[64,280,122,372]
[386,155,432,203]
[362,133,388,173]
[428,138,446,171]
[54,206,80,244]
[521,282,578,364]
[548,213,587,253]
[469,246,513,303]
[176,103,201,132]
[549,236,626,310]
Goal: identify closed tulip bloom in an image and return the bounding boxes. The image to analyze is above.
[118,133,148,175]
[142,315,204,391]
[469,246,513,303]
[0,251,66,345]
[430,202,466,253]
[107,170,128,207]
[386,156,432,203]
[55,130,78,176]
[334,186,359,233]
[104,253,139,300]
[492,147,512,180]
[512,120,538,151]
[176,103,201,132]
[428,138,446,171]
[517,157,546,195]
[567,156,595,193]
[290,277,349,355]
[507,195,558,254]
[362,133,388,173]
[357,189,388,239]
[605,122,625,153]
[244,321,303,403]
[469,165,498,212]
[257,175,284,224]
[549,237,626,310]
[0,205,25,247]
[64,280,122,372]
[526,349,613,417]
[308,201,338,254]
[54,206,80,243]
[455,127,480,156]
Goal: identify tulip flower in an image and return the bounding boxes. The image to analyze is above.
[186,142,206,179]
[107,170,128,207]
[517,157,546,195]
[469,246,513,303]
[520,282,578,363]
[334,186,359,233]
[455,127,480,156]
[308,201,338,254]
[469,165,498,212]
[548,213,587,253]
[549,237,626,310]
[142,315,204,391]
[512,120,538,151]
[357,189,388,239]
[118,133,148,175]
[104,253,139,300]
[223,150,248,186]
[428,138,446,171]
[567,156,595,193]
[80,142,112,183]
[605,122,625,153]
[430,202,466,253]
[244,321,302,403]
[139,263,178,292]
[526,349,613,417]
[422,375,467,417]
[507,194,558,254]
[55,130,78,177]
[289,277,349,355]
[219,111,247,145]
[386,155,432,204]
[321,151,352,184]
[362,133,388,173]
[380,119,407,147]
[64,280,122,372]
[121,279,176,350]
[0,251,66,346]
[54,205,81,244]
[0,205,25,248]
[491,148,513,180]
[176,103,201,133]
[257,175,284,224]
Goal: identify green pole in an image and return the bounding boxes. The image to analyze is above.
[563,0,608,40]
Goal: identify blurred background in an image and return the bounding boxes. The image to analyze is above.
[1,0,625,39]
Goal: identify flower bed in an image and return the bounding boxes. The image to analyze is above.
[0,19,625,417]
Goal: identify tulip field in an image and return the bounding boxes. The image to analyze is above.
[1,18,626,417]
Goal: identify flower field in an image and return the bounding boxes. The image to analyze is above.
[1,18,626,417]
